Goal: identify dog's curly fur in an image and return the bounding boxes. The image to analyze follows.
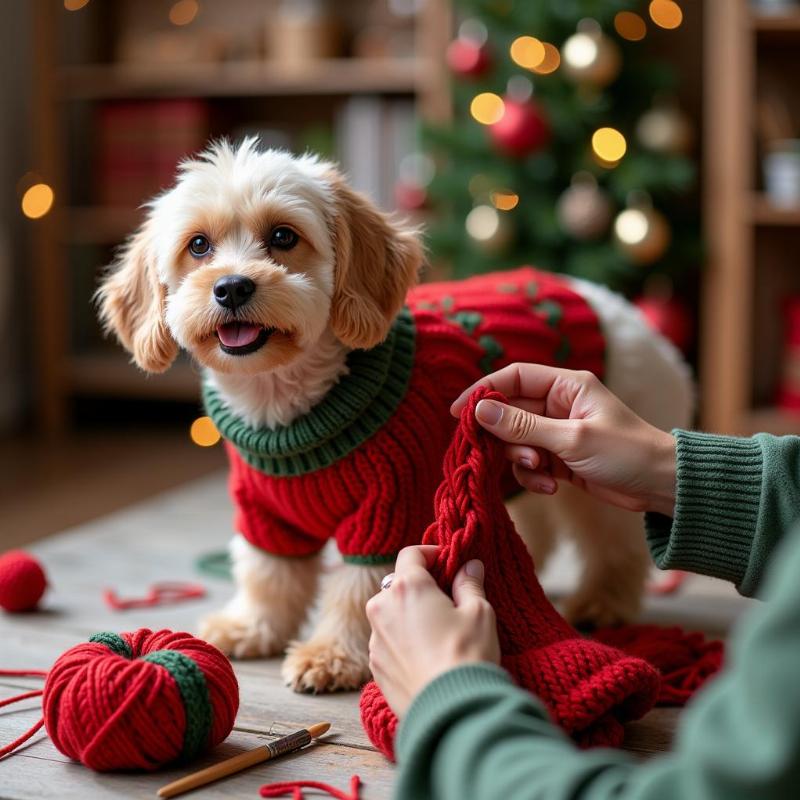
[97,139,693,693]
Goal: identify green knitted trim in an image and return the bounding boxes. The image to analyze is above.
[203,308,416,476]
[143,650,213,761]
[478,335,504,374]
[89,632,132,658]
[342,553,398,565]
[196,550,233,580]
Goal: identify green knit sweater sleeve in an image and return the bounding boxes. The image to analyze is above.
[645,430,800,596]
[394,522,800,800]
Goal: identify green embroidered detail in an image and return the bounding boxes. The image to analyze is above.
[478,335,504,374]
[555,337,572,363]
[449,310,483,336]
[143,650,213,762]
[204,309,416,477]
[440,295,455,312]
[496,283,517,294]
[533,299,563,328]
[525,281,539,298]
[89,632,132,658]
[342,553,398,565]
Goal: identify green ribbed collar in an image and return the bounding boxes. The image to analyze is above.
[203,309,416,477]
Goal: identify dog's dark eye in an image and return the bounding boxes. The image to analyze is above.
[269,227,298,250]
[188,235,211,258]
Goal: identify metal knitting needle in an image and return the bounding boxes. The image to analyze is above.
[156,722,331,798]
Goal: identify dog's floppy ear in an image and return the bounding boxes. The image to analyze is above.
[96,222,178,373]
[327,171,423,350]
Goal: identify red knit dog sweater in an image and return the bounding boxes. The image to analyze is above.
[360,387,661,758]
[204,268,605,565]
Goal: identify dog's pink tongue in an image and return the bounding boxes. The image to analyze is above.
[217,322,262,348]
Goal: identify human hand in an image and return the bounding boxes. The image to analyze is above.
[366,546,501,718]
[451,363,677,516]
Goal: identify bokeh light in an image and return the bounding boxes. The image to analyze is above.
[614,11,647,41]
[531,43,561,75]
[465,205,501,242]
[169,0,199,26]
[509,36,545,70]
[649,0,683,30]
[470,93,505,125]
[21,183,55,219]
[64,0,90,10]
[592,127,627,165]
[614,209,649,245]
[491,190,519,211]
[190,416,221,447]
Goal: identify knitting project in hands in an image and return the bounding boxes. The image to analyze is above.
[360,387,661,759]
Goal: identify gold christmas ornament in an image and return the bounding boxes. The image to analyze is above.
[636,105,694,155]
[465,204,514,253]
[561,19,621,88]
[556,173,612,240]
[613,202,671,265]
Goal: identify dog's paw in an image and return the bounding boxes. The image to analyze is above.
[281,639,370,693]
[199,608,287,659]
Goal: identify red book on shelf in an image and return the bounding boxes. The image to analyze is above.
[96,100,210,208]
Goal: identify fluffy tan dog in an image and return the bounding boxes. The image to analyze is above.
[97,139,692,693]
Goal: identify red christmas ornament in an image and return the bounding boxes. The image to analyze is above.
[489,98,550,157]
[634,295,693,353]
[446,37,491,78]
[0,550,47,612]
[394,180,427,211]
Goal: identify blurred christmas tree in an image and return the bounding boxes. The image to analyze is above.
[400,0,699,344]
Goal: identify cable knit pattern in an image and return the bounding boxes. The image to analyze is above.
[360,388,660,759]
[203,268,606,564]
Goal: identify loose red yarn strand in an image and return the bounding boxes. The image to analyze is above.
[0,669,48,759]
[260,775,362,800]
[103,582,206,610]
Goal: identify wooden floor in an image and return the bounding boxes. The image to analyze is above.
[0,430,225,549]
[0,473,752,799]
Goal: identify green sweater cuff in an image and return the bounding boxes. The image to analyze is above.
[645,429,762,593]
[396,663,541,762]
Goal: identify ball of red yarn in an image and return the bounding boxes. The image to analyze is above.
[42,628,239,771]
[0,550,47,612]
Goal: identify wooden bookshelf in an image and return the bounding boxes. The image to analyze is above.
[701,0,800,435]
[59,58,432,99]
[31,0,452,434]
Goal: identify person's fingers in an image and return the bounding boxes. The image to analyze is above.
[394,545,440,575]
[475,399,573,453]
[512,463,558,494]
[451,560,486,607]
[450,363,570,416]
[504,444,541,470]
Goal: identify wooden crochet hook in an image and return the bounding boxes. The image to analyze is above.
[156,722,331,798]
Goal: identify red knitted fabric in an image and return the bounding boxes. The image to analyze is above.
[360,388,660,759]
[593,624,723,705]
[219,268,605,564]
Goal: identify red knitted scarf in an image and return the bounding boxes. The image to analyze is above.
[361,387,665,758]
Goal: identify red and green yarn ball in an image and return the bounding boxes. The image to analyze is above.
[0,550,47,612]
[43,629,239,771]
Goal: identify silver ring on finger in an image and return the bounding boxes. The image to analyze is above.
[380,572,395,591]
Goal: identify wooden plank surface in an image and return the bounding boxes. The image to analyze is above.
[1,474,742,798]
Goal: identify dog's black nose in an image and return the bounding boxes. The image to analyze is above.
[213,275,255,310]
